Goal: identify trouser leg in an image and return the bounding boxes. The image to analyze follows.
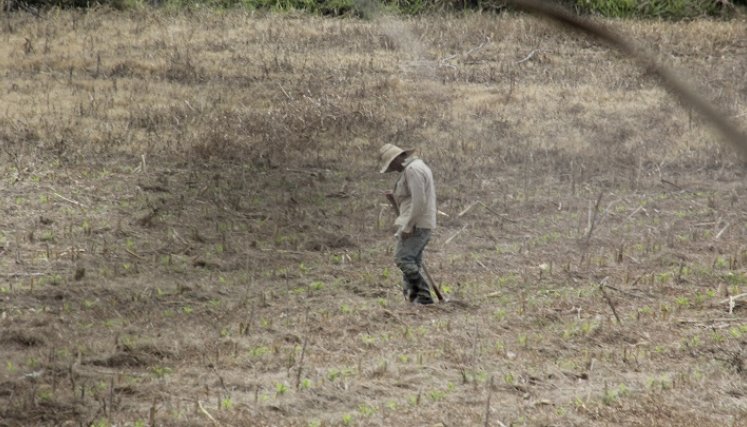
[395,228,433,304]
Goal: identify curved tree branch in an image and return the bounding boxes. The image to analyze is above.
[506,0,747,157]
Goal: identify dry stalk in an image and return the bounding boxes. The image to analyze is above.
[197,400,222,426]
[295,307,310,390]
[483,375,493,427]
[579,191,603,266]
[599,279,622,325]
[443,224,468,247]
[719,293,747,315]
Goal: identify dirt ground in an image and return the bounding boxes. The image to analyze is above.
[0,8,746,427]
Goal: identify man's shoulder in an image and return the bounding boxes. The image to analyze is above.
[405,158,430,171]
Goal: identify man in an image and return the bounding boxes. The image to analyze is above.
[379,143,437,305]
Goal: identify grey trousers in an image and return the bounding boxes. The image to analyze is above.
[394,228,432,301]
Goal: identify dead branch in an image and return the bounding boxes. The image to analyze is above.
[605,285,654,299]
[506,0,747,156]
[516,49,537,64]
[714,223,730,240]
[443,224,468,247]
[50,190,87,209]
[197,400,222,426]
[599,280,622,325]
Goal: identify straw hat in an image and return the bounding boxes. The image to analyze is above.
[378,143,414,173]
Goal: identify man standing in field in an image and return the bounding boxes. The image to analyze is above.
[379,143,437,305]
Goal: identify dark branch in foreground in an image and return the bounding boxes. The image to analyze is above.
[506,0,747,158]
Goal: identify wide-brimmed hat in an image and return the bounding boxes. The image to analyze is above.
[379,143,414,173]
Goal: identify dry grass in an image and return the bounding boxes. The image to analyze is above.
[1,8,746,427]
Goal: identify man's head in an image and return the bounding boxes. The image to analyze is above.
[379,143,414,173]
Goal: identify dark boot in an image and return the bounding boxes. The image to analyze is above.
[405,272,434,305]
[402,275,417,303]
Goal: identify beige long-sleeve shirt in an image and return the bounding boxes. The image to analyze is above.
[393,157,437,233]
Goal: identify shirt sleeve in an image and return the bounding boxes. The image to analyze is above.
[403,166,427,232]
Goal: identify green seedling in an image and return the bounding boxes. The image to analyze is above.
[340,304,353,314]
[91,419,109,427]
[358,403,376,417]
[37,387,53,402]
[151,366,172,378]
[342,413,354,425]
[675,296,689,308]
[275,382,288,395]
[602,383,629,405]
[428,389,447,401]
[249,346,270,358]
[360,334,376,346]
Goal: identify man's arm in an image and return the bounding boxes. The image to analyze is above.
[384,191,399,215]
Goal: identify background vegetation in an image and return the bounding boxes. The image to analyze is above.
[2,0,745,18]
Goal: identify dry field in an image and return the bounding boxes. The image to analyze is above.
[1,8,747,426]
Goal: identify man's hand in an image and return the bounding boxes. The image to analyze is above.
[394,226,412,240]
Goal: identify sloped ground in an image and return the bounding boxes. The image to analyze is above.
[0,9,746,427]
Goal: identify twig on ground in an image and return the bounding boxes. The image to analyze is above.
[605,285,654,299]
[197,400,222,426]
[278,83,292,100]
[661,179,683,190]
[516,49,537,64]
[714,223,730,240]
[50,190,87,209]
[478,202,516,222]
[623,205,644,223]
[125,249,144,259]
[458,201,479,218]
[443,224,468,246]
